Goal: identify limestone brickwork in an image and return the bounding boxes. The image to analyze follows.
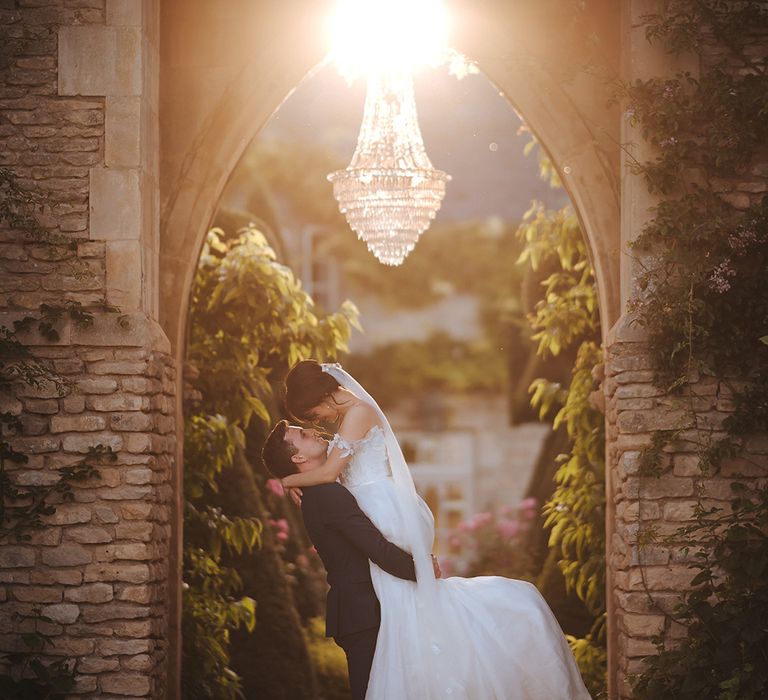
[607,3,768,696]
[0,331,175,699]
[606,318,768,699]
[0,0,765,699]
[0,1,173,698]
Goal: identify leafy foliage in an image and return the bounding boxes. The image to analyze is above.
[345,332,507,410]
[182,226,359,698]
[0,167,97,281]
[631,484,768,700]
[517,202,599,357]
[517,152,606,697]
[303,617,350,700]
[540,342,605,619]
[618,2,768,697]
[0,441,110,545]
[0,610,77,700]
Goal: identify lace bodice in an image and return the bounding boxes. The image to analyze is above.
[328,425,392,488]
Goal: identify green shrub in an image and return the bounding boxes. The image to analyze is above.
[304,618,350,700]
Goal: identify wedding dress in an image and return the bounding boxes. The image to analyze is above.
[328,423,593,700]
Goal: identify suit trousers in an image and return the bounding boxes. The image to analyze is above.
[335,626,379,700]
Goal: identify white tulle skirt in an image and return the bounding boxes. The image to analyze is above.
[346,476,592,700]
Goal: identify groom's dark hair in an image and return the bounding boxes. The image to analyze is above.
[262,420,300,479]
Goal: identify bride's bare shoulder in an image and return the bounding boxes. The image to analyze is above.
[338,402,379,440]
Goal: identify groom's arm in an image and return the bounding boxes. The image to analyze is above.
[318,485,417,582]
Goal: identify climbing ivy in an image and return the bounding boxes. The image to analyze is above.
[0,168,120,697]
[617,2,768,698]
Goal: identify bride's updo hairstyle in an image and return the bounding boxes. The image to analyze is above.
[285,359,340,421]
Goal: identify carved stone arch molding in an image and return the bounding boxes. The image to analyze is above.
[159,0,621,696]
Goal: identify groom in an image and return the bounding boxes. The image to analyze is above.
[262,420,417,700]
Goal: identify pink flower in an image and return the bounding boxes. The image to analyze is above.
[449,536,461,548]
[472,512,492,527]
[497,519,520,539]
[519,497,538,511]
[276,531,289,541]
[266,479,284,497]
[267,518,290,536]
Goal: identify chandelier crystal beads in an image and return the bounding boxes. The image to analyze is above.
[328,69,450,266]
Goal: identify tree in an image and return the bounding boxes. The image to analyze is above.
[183,225,359,698]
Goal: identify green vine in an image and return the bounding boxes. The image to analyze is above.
[517,145,607,697]
[617,2,768,697]
[0,168,123,696]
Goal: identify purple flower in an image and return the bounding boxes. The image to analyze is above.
[727,226,758,255]
[709,260,736,294]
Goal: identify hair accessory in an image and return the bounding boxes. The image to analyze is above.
[320,362,342,374]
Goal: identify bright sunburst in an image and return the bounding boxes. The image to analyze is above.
[327,0,450,79]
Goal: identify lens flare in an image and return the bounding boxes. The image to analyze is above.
[327,0,449,79]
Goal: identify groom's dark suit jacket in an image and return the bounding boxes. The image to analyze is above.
[301,482,416,639]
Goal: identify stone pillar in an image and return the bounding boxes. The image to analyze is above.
[609,3,768,697]
[0,2,173,698]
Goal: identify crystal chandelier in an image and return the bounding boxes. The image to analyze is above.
[328,69,450,266]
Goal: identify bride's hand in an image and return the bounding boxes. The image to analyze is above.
[286,486,303,506]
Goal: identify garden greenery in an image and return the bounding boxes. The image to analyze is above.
[618,2,768,698]
[518,190,607,698]
[182,226,359,698]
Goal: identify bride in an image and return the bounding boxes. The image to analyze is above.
[280,359,592,700]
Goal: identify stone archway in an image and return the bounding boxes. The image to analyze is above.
[159,1,622,696]
[2,1,762,697]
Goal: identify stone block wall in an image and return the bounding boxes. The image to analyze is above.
[0,333,175,698]
[611,4,768,695]
[606,320,768,698]
[0,1,174,698]
[1,0,763,698]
